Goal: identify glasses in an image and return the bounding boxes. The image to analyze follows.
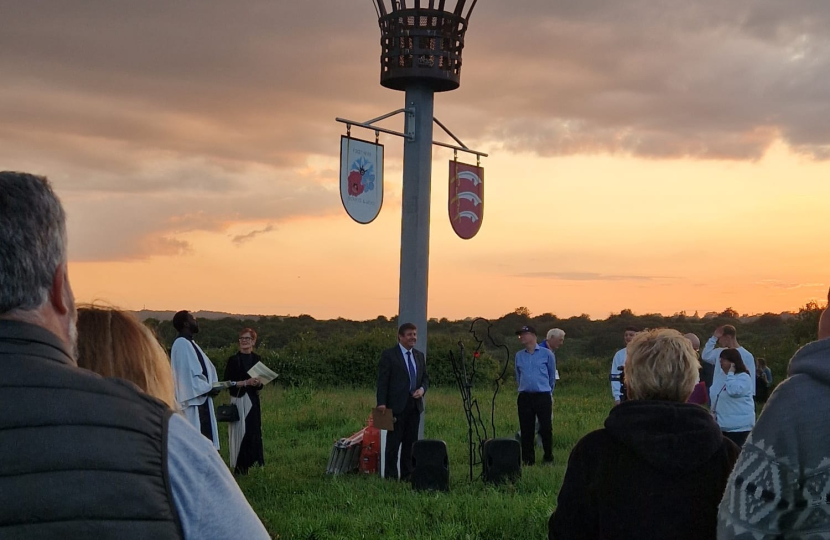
[238,337,253,341]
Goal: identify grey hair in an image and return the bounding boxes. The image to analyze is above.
[0,172,68,315]
[546,328,565,340]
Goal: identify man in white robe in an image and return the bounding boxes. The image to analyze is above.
[171,310,220,449]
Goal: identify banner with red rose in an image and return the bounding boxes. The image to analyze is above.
[340,136,384,224]
[448,161,484,239]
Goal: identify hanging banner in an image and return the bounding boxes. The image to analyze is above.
[340,136,384,224]
[448,161,484,239]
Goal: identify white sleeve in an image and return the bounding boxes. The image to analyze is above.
[724,373,752,397]
[701,337,721,365]
[610,350,624,400]
[167,414,270,539]
[171,339,213,407]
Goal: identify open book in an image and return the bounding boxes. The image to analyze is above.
[247,361,279,386]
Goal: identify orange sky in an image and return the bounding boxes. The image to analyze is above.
[66,142,829,319]
[3,1,828,320]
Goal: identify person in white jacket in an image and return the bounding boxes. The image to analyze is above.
[710,348,755,448]
[610,326,640,405]
[701,325,756,405]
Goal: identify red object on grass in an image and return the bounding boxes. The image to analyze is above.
[360,415,381,474]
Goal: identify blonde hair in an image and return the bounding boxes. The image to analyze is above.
[76,305,177,409]
[546,328,565,340]
[625,328,700,403]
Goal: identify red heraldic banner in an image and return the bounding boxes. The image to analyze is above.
[448,161,484,239]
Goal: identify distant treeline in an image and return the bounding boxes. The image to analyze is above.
[145,303,824,389]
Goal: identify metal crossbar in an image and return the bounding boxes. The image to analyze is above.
[335,111,488,157]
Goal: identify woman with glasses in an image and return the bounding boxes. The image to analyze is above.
[223,328,265,474]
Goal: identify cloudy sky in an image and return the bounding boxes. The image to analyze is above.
[2,0,828,319]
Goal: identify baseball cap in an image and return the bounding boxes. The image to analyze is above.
[515,325,537,336]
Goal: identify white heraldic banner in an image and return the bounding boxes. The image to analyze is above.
[340,136,384,224]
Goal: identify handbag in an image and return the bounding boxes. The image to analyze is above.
[216,402,240,422]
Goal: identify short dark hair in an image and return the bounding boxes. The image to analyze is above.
[624,326,640,333]
[398,322,417,336]
[0,172,68,315]
[720,348,749,374]
[172,310,190,332]
[722,325,737,337]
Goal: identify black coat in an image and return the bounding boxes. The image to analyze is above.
[376,345,429,415]
[549,400,740,540]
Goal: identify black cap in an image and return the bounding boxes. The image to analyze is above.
[515,325,537,336]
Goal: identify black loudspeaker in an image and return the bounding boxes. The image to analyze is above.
[411,439,449,491]
[483,438,521,484]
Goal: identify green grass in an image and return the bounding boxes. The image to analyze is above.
[216,378,613,540]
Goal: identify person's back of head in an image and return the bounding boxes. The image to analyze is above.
[683,332,701,352]
[625,328,699,402]
[0,171,77,356]
[77,305,177,409]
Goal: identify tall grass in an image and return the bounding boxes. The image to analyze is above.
[217,376,612,540]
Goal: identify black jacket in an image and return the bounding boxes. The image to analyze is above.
[549,400,739,540]
[0,320,182,540]
[376,345,429,415]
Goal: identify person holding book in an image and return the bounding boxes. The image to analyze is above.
[224,328,265,474]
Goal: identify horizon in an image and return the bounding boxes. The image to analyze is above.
[128,305,815,323]
[4,1,828,320]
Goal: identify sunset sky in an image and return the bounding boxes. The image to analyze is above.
[2,1,828,320]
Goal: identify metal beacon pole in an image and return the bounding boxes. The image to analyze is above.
[336,0,487,450]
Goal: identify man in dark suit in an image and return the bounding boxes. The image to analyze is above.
[376,322,429,480]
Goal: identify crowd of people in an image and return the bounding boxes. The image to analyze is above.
[544,307,830,539]
[3,170,829,539]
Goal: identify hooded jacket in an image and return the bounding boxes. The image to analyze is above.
[718,337,830,539]
[549,400,739,540]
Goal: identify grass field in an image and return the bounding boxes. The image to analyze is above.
[216,370,614,540]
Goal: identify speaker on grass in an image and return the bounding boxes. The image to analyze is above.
[411,439,449,491]
[483,438,521,484]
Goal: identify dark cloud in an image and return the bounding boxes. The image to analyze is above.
[231,224,276,246]
[1,0,828,260]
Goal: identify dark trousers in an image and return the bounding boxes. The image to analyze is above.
[518,392,552,465]
[384,399,420,480]
[722,430,750,449]
[197,400,213,441]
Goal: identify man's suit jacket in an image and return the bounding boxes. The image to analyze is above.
[376,345,429,415]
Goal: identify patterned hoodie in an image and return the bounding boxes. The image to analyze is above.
[718,337,830,539]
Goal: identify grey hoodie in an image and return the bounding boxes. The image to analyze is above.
[717,337,830,539]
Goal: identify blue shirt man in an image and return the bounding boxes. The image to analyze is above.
[515,325,556,466]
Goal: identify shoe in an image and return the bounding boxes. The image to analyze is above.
[542,456,554,465]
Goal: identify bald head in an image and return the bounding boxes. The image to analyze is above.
[683,333,700,352]
[820,288,830,341]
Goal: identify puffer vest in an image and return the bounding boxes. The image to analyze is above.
[0,320,183,539]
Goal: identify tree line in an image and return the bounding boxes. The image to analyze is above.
[143,303,824,389]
